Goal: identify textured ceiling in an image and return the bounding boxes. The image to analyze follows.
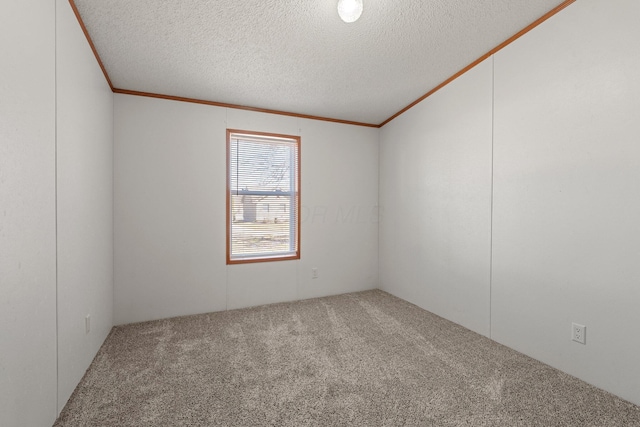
[72,0,569,125]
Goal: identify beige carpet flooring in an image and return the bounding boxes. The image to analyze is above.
[54,290,640,426]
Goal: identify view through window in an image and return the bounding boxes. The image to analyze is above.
[227,130,300,264]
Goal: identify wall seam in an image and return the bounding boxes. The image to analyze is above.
[225,108,229,311]
[54,0,60,415]
[377,127,381,291]
[489,55,495,339]
[112,92,116,325]
[295,128,302,285]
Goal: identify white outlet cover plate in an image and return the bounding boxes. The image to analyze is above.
[572,323,586,344]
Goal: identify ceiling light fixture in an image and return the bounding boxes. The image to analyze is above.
[337,0,363,23]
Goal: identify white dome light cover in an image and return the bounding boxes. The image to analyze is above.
[337,0,363,23]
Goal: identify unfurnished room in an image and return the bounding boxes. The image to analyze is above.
[1,0,640,425]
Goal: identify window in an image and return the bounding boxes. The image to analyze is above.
[227,129,300,264]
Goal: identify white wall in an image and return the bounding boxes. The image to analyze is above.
[379,59,493,337]
[0,1,58,426]
[114,95,379,325]
[380,0,640,407]
[491,0,640,405]
[1,2,114,424]
[55,0,114,413]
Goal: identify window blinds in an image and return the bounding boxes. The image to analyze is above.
[227,131,300,263]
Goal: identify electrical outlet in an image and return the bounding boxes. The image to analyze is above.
[85,315,91,334]
[571,323,586,344]
[311,268,318,279]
